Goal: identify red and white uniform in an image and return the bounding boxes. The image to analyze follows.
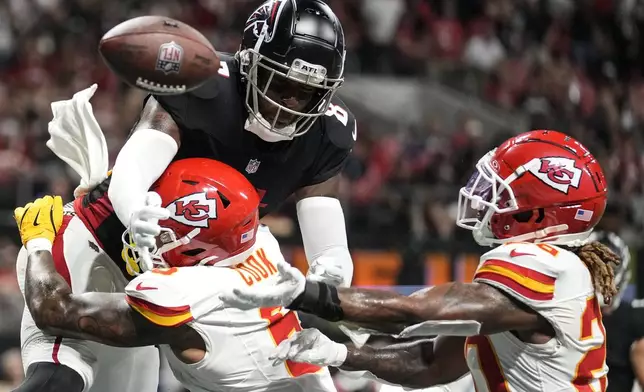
[16,202,159,392]
[465,242,608,392]
[125,226,336,392]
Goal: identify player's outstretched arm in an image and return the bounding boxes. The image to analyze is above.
[272,329,468,389]
[294,175,354,288]
[220,261,543,334]
[14,196,198,348]
[108,96,180,230]
[342,336,468,389]
[290,280,545,335]
[294,107,356,288]
[24,249,196,347]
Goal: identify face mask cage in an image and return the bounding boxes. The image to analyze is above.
[239,48,343,138]
[120,227,201,275]
[456,150,520,235]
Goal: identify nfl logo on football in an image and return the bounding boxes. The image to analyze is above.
[245,159,261,174]
[156,41,183,74]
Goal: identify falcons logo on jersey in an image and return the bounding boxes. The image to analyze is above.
[166,192,218,228]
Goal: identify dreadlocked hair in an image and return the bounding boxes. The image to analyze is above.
[571,241,621,305]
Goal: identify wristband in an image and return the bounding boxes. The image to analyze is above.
[288,281,344,321]
[26,238,53,256]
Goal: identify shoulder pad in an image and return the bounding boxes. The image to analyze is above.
[189,52,241,100]
[125,268,194,327]
[476,243,566,302]
[481,243,565,276]
[323,96,356,151]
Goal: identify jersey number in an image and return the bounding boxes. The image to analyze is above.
[218,61,230,78]
[536,243,559,257]
[573,296,607,391]
[325,103,349,126]
[259,307,321,377]
[465,335,509,391]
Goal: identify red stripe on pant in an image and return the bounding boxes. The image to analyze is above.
[52,336,63,364]
[51,215,73,362]
[52,215,72,286]
[466,335,509,392]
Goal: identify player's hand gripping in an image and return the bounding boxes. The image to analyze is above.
[269,328,347,367]
[307,261,346,287]
[219,261,306,310]
[13,195,64,246]
[129,191,170,271]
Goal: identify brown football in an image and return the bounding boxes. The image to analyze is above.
[99,16,220,95]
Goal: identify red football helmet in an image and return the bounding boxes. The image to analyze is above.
[456,130,607,246]
[128,158,260,269]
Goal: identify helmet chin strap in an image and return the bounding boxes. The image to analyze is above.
[474,224,572,246]
[244,112,296,142]
[507,224,570,243]
[198,245,256,267]
[137,228,201,272]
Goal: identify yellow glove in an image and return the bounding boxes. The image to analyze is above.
[14,195,64,245]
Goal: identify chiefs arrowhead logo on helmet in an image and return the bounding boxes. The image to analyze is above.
[166,192,218,228]
[527,157,582,194]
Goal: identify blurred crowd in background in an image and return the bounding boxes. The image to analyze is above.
[1,0,644,390]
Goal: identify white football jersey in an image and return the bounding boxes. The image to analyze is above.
[465,242,608,392]
[124,226,335,392]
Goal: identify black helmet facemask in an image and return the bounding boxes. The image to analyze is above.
[238,0,346,142]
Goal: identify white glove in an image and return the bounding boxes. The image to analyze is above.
[306,261,346,287]
[269,328,348,367]
[219,261,306,310]
[129,192,170,270]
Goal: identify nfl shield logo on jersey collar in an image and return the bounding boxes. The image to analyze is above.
[245,159,261,174]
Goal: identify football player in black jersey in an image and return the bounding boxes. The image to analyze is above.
[108,0,355,285]
[12,2,355,391]
[593,231,644,392]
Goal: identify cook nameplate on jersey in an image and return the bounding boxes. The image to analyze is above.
[153,53,355,216]
[72,53,355,280]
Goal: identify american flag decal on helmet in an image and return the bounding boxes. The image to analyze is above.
[575,208,593,222]
[240,229,254,244]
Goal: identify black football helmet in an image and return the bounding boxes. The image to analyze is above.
[236,0,346,139]
[588,230,631,310]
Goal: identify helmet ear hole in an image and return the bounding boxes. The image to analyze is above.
[182,248,206,257]
[217,191,231,209]
[512,210,533,223]
[512,208,546,224]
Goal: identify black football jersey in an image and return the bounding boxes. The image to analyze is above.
[152,53,356,217]
[605,299,644,391]
[74,53,355,280]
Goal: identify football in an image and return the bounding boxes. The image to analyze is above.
[99,16,220,95]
